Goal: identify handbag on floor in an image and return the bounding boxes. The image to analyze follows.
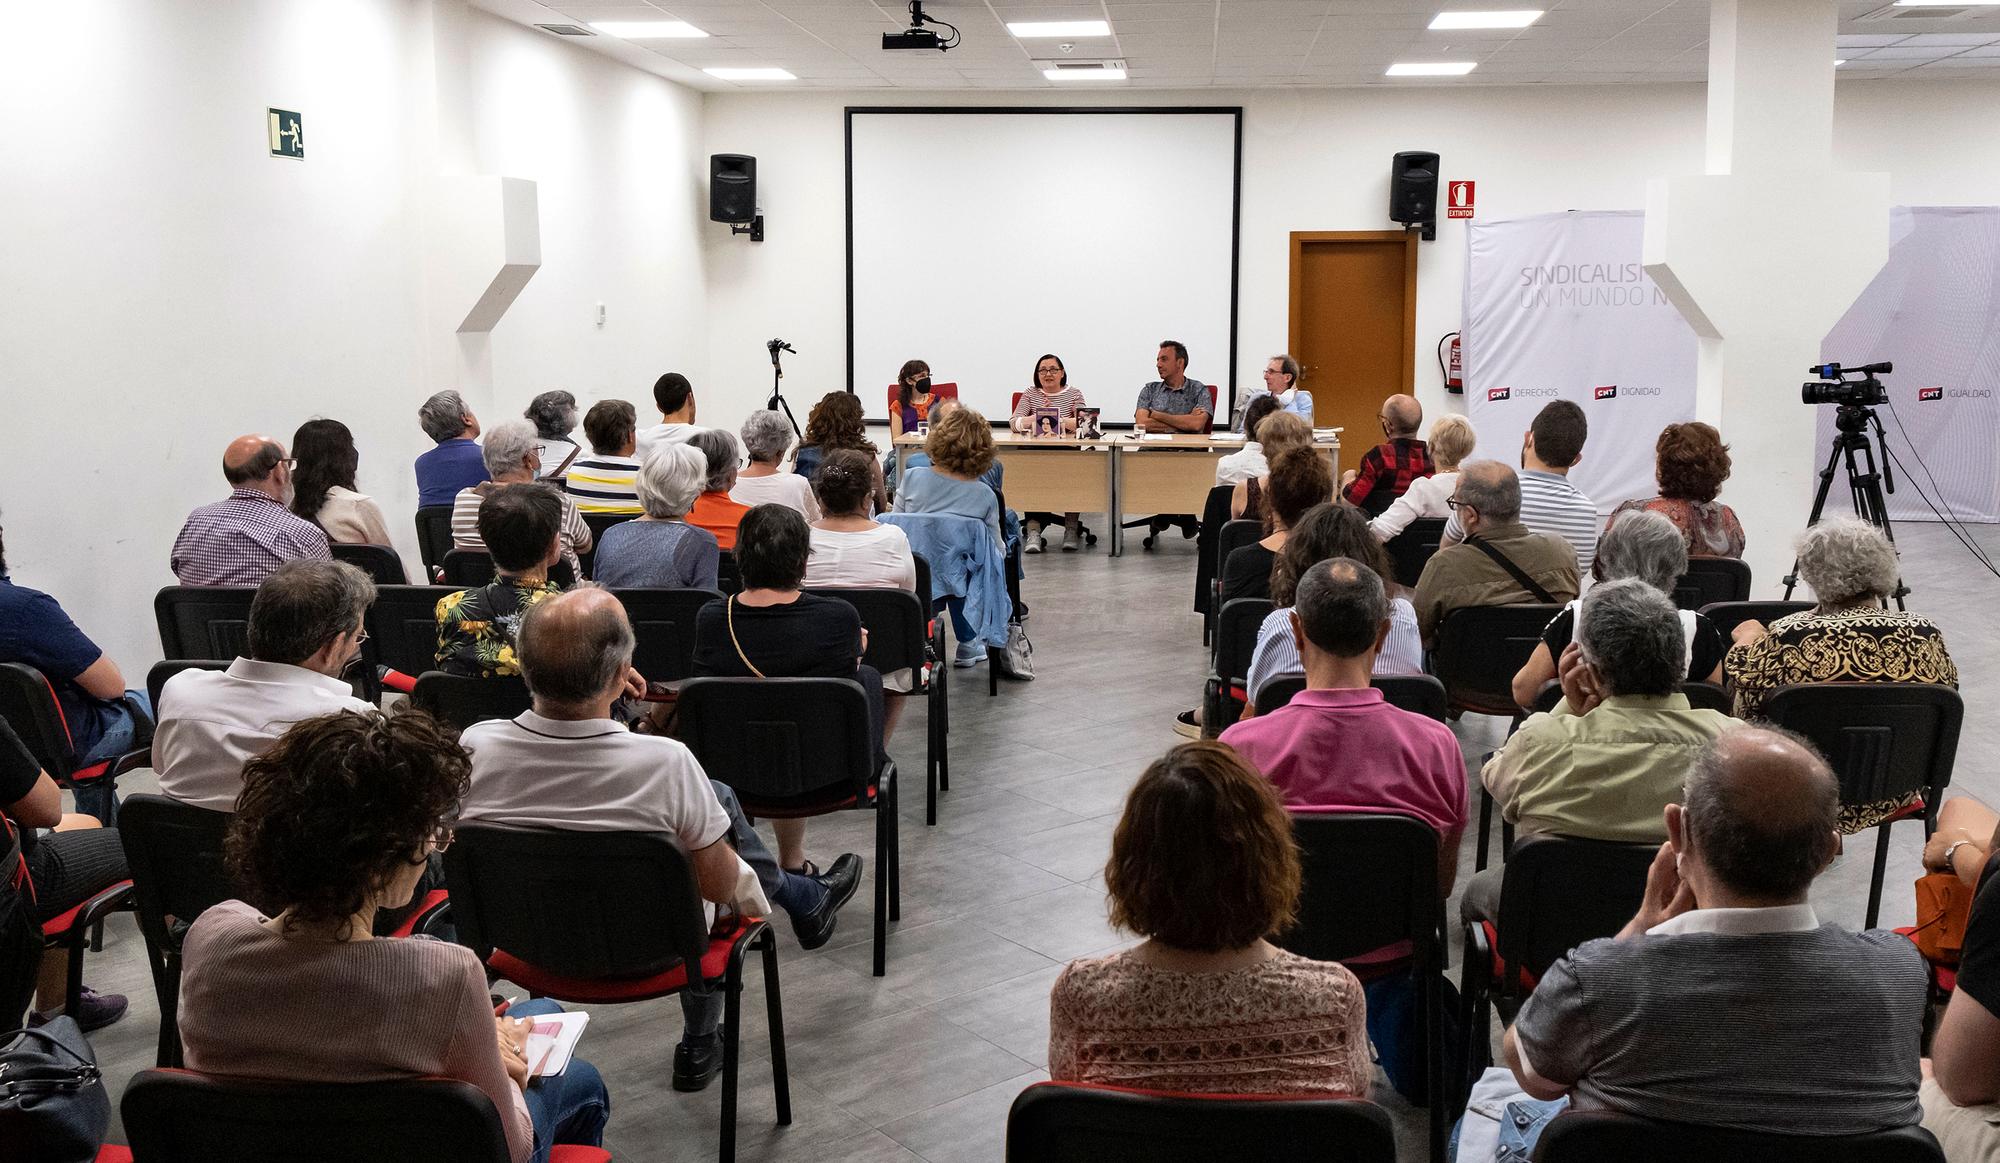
[996,620,1035,681]
[0,1016,110,1163]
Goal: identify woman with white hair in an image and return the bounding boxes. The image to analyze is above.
[1727,515,1958,831]
[450,418,592,579]
[1509,509,1727,708]
[729,410,820,521]
[523,389,580,479]
[1370,413,1476,542]
[591,444,721,590]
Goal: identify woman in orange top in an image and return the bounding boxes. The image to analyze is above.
[683,428,750,551]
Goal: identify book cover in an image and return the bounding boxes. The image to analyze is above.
[1075,407,1102,440]
[1031,407,1061,437]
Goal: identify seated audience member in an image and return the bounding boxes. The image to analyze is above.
[172,434,333,585]
[437,485,565,677]
[452,419,591,579]
[1509,509,1726,708]
[1726,516,1955,832]
[1484,726,1925,1153]
[1240,503,1423,717]
[1608,421,1745,558]
[459,589,859,1092]
[807,449,919,726]
[0,523,151,816]
[1220,446,1333,605]
[1214,393,1283,487]
[896,405,1003,548]
[523,390,580,479]
[1371,413,1475,542]
[1242,353,1313,424]
[1229,412,1315,522]
[1340,394,1434,516]
[414,390,488,508]
[1135,339,1211,547]
[887,359,936,441]
[1465,578,1732,921]
[590,444,719,591]
[795,390,889,513]
[1922,798,2000,1156]
[0,717,129,1029]
[692,505,886,877]
[563,399,644,516]
[1922,796,2000,890]
[902,397,1006,493]
[156,560,374,810]
[731,410,820,520]
[1411,460,1580,649]
[1047,740,1369,1096]
[634,371,710,457]
[290,418,393,546]
[178,709,609,1163]
[684,428,751,552]
[1441,400,1598,576]
[1011,353,1087,553]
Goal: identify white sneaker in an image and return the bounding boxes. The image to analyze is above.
[1061,525,1082,552]
[1022,520,1044,554]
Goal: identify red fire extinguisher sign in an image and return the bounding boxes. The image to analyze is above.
[1447,180,1475,219]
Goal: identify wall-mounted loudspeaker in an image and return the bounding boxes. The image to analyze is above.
[1390,151,1439,241]
[710,154,757,224]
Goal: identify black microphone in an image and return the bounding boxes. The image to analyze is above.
[767,338,796,354]
[1810,360,1892,378]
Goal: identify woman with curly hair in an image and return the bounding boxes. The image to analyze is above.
[290,418,392,545]
[178,709,610,1163]
[1608,421,1746,557]
[1047,741,1369,1096]
[794,390,888,513]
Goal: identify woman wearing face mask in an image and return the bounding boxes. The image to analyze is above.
[1009,353,1087,553]
[889,360,936,441]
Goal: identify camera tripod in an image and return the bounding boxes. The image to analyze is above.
[767,339,800,438]
[1783,403,1909,609]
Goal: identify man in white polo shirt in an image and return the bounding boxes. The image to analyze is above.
[1442,399,1599,576]
[458,587,859,1094]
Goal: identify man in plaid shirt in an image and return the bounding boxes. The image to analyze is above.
[1341,394,1434,517]
[171,434,332,586]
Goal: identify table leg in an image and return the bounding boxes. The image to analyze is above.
[1108,442,1123,557]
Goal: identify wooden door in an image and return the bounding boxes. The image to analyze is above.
[1288,231,1418,473]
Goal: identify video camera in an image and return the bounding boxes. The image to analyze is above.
[1802,361,1890,407]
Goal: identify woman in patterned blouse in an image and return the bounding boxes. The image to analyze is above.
[1608,421,1746,558]
[1725,516,1957,831]
[1047,741,1369,1096]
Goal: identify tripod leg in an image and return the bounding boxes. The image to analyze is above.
[1786,440,1847,600]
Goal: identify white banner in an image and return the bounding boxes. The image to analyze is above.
[1819,206,2000,523]
[1462,210,1698,516]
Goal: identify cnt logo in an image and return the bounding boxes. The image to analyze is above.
[1594,385,1618,400]
[1487,387,1511,402]
[1919,387,1944,402]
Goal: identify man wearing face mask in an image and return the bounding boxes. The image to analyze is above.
[1243,354,1314,425]
[171,434,332,586]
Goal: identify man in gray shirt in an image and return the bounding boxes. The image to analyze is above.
[1133,339,1212,546]
[1498,725,1926,1147]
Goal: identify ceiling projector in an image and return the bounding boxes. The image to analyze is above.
[884,1,957,52]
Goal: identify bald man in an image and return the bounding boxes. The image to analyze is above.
[1340,394,1434,516]
[170,434,332,586]
[1483,726,1928,1150]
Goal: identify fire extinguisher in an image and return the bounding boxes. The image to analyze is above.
[1438,332,1464,393]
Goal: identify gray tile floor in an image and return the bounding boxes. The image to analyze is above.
[73,518,1999,1161]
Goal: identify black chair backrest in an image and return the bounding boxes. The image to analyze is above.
[1256,674,1449,722]
[1006,1081,1395,1163]
[363,586,459,678]
[445,823,709,982]
[609,588,722,685]
[1385,516,1449,589]
[328,542,409,585]
[1670,556,1752,611]
[912,554,935,610]
[716,550,741,595]
[1213,598,1274,686]
[1698,600,1813,638]
[410,672,532,732]
[581,510,638,547]
[147,660,231,718]
[0,662,75,773]
[1529,679,1732,716]
[1192,484,1238,615]
[676,677,876,805]
[118,794,240,960]
[439,550,574,589]
[1283,813,1442,969]
[1763,683,1963,810]
[813,588,927,679]
[155,586,257,661]
[1216,519,1261,578]
[1431,604,1564,717]
[414,505,455,579]
[1534,1110,1944,1162]
[1495,834,1657,983]
[0,818,38,1032]
[123,1070,514,1162]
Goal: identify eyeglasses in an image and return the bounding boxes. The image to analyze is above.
[279,458,298,471]
[1445,497,1475,514]
[429,823,455,854]
[353,629,370,645]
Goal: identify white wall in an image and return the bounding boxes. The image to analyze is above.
[0,0,708,679]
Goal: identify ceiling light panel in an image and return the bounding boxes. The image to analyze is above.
[704,67,797,80]
[1386,61,1479,75]
[588,21,708,38]
[1429,10,1544,30]
[1008,20,1114,38]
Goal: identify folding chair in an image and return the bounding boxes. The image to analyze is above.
[1281,812,1451,1162]
[146,660,229,715]
[329,542,410,585]
[441,550,574,589]
[1698,600,1813,639]
[1763,682,1963,927]
[410,673,532,733]
[608,587,723,688]
[0,662,142,826]
[123,1069,612,1162]
[1249,674,1448,722]
[1207,520,1263,645]
[811,587,944,824]
[155,586,256,660]
[118,794,236,1067]
[447,824,780,1162]
[414,505,456,582]
[1431,604,1563,871]
[1385,517,1449,589]
[914,555,950,795]
[1201,598,1273,736]
[676,677,899,976]
[715,551,741,595]
[363,585,459,694]
[1670,556,1751,610]
[1192,484,1239,643]
[1533,1109,1943,1162]
[1005,1081,1395,1162]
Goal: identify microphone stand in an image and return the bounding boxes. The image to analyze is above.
[768,343,800,438]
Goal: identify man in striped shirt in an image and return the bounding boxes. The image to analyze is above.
[1442,399,1598,576]
[564,400,644,515]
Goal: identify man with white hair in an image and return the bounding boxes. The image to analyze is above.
[1410,460,1579,648]
[171,434,333,586]
[450,418,592,579]
[414,390,487,508]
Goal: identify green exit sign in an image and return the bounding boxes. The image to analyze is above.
[268,108,303,159]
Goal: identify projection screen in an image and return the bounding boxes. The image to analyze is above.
[846,107,1241,425]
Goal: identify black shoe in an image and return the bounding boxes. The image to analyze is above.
[32,988,128,1033]
[673,1034,723,1092]
[790,853,862,951]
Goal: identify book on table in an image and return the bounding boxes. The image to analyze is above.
[1075,407,1102,440]
[1031,407,1060,437]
